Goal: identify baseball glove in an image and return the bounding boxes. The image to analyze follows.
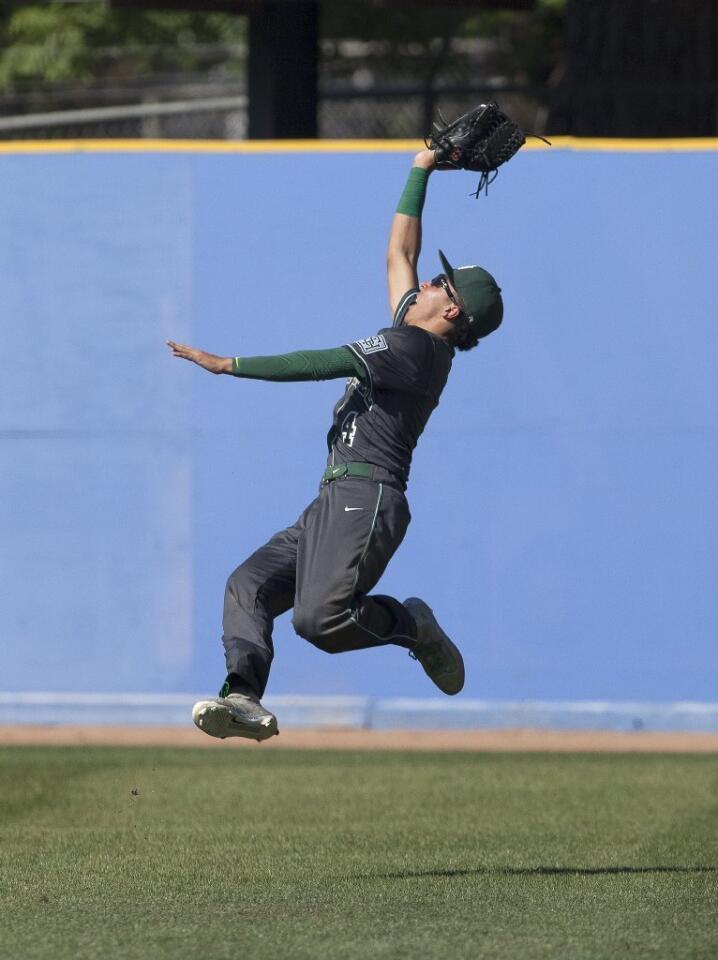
[428,101,538,198]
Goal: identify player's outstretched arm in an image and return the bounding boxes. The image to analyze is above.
[168,340,364,383]
[386,148,436,316]
[167,340,232,374]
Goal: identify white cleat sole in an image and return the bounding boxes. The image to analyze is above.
[191,700,279,742]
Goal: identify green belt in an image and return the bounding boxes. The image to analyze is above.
[321,462,375,483]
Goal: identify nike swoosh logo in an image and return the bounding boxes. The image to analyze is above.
[344,506,363,512]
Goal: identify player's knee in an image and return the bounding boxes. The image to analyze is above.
[292,605,326,644]
[225,565,259,612]
[292,604,342,653]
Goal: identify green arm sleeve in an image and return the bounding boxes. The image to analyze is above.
[396,167,429,218]
[231,345,365,382]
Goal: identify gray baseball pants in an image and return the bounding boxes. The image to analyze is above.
[222,474,416,698]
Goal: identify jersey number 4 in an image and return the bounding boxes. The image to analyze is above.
[341,413,358,447]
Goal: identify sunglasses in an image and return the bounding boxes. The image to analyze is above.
[430,274,463,310]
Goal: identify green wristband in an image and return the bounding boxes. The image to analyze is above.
[396,167,429,218]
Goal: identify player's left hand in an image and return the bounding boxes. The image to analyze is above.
[413,148,437,171]
[166,340,232,375]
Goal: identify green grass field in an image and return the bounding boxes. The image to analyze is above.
[1,747,716,959]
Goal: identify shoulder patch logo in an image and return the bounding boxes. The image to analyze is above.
[357,334,388,355]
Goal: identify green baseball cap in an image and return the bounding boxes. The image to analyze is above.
[438,249,503,340]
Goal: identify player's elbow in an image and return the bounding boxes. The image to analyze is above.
[387,245,418,271]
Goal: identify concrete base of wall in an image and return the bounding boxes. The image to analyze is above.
[1,693,717,732]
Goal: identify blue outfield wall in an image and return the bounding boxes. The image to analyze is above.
[0,143,716,706]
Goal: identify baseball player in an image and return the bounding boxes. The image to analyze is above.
[168,147,503,741]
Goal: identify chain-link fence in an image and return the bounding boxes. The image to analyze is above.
[0,36,547,140]
[0,95,248,139]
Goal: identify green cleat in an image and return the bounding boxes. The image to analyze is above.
[404,597,465,695]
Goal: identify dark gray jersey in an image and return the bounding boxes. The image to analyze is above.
[326,288,454,486]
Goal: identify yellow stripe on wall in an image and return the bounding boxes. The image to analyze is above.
[0,136,717,155]
[544,136,718,152]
